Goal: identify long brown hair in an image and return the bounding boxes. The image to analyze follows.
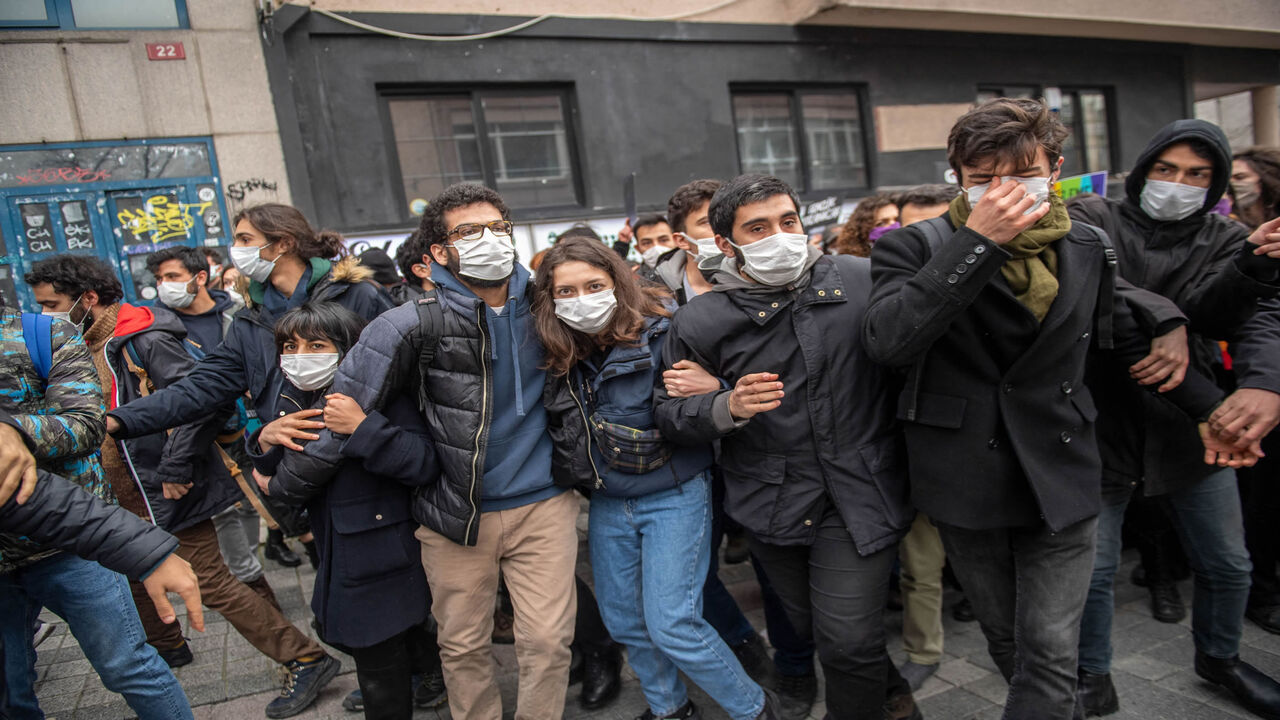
[533,237,671,377]
[834,194,896,257]
[233,203,346,261]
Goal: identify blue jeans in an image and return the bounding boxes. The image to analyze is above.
[590,473,765,720]
[1079,468,1251,673]
[938,516,1097,720]
[0,553,193,720]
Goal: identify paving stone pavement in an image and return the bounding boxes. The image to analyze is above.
[30,517,1280,720]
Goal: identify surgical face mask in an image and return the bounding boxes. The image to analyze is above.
[44,294,85,333]
[451,229,515,282]
[1233,180,1261,208]
[731,232,810,287]
[279,352,340,392]
[867,222,901,244]
[640,245,667,269]
[554,288,617,334]
[157,279,196,309]
[966,176,1052,215]
[1140,179,1208,222]
[230,243,277,284]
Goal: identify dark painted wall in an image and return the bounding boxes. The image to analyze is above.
[262,8,1279,232]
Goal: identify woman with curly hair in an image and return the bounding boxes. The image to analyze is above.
[833,194,900,257]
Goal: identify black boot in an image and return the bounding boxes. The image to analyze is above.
[1077,668,1119,716]
[1195,651,1280,719]
[1149,581,1186,624]
[580,644,621,709]
[302,539,320,570]
[354,662,412,720]
[264,529,301,568]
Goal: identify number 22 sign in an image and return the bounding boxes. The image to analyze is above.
[145,43,185,61]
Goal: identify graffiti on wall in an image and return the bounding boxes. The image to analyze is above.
[117,195,212,244]
[15,167,112,185]
[225,178,279,214]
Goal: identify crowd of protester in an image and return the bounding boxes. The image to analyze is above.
[3,97,1280,720]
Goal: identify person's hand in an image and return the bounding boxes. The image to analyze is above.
[663,360,722,398]
[963,177,1052,245]
[323,394,367,435]
[1208,388,1280,450]
[1199,423,1262,468]
[1247,217,1280,258]
[1129,325,1188,392]
[105,416,121,436]
[258,409,325,452]
[161,482,192,501]
[727,372,784,420]
[141,554,204,631]
[0,424,37,506]
[253,469,272,495]
[617,218,633,248]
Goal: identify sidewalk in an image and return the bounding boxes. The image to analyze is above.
[32,507,1280,720]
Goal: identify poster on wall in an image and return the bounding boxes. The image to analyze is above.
[19,203,54,254]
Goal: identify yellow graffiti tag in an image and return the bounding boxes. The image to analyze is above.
[117,195,212,243]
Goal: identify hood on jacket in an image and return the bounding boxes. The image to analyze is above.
[112,304,187,341]
[244,256,373,307]
[1124,119,1232,218]
[209,288,243,316]
[652,248,687,292]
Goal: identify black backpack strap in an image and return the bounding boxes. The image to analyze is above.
[414,289,444,370]
[1087,224,1117,350]
[901,216,951,422]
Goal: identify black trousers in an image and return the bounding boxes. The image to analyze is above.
[749,512,909,720]
[347,623,438,720]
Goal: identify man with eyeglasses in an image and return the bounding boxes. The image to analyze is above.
[271,183,581,720]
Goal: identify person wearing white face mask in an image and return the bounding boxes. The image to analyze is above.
[654,173,921,720]
[632,213,679,278]
[1067,119,1280,719]
[648,179,721,306]
[535,236,782,720]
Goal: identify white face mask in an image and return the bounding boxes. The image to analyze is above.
[44,294,85,333]
[230,243,277,284]
[279,352,340,392]
[966,176,1052,215]
[640,245,667,269]
[1233,180,1260,208]
[554,288,618,334]
[452,229,515,281]
[732,232,810,287]
[157,279,196,309]
[1141,179,1208,222]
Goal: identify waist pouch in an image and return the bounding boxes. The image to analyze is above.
[589,412,672,475]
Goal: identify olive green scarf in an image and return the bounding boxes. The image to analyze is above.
[949,192,1072,322]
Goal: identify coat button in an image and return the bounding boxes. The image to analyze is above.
[988,438,1000,449]
[375,513,383,520]
[965,254,977,264]
[803,519,813,526]
[1060,431,1072,443]
[947,274,959,284]
[771,302,779,308]
[758,311,767,318]
[1080,332,1090,340]
[834,289,842,296]
[279,411,286,417]
[974,245,986,254]
[1061,381,1073,395]
[955,264,967,274]
[1002,383,1013,394]
[817,290,826,297]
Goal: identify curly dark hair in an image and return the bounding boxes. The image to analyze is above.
[25,254,123,306]
[708,174,801,240]
[417,183,511,249]
[667,179,722,235]
[145,245,208,278]
[948,98,1070,178]
[834,194,896,257]
[395,229,430,283]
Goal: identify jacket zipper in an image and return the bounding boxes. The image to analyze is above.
[464,305,489,543]
[566,377,604,489]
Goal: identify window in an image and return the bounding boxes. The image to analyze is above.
[731,88,870,193]
[1,0,187,29]
[386,90,581,214]
[976,86,1113,176]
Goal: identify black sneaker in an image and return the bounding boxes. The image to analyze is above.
[341,688,362,712]
[414,667,448,708]
[774,672,816,720]
[636,699,702,720]
[265,655,341,718]
[731,634,778,689]
[159,641,193,669]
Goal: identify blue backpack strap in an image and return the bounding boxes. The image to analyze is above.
[21,313,54,383]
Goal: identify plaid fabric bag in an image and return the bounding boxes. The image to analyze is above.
[588,411,673,474]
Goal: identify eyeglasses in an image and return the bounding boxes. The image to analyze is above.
[447,220,514,241]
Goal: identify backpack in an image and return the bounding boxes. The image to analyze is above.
[20,313,54,385]
[413,290,444,412]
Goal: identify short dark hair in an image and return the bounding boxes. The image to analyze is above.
[273,302,368,356]
[947,98,1069,178]
[897,183,959,208]
[395,230,429,282]
[417,183,511,249]
[667,179,721,234]
[357,248,400,286]
[633,213,670,236]
[202,247,223,265]
[25,254,124,306]
[145,246,208,278]
[555,223,601,243]
[708,174,802,240]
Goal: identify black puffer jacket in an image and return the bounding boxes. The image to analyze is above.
[1068,119,1280,497]
[654,254,910,552]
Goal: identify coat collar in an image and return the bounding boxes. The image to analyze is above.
[724,256,848,326]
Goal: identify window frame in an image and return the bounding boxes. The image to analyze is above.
[379,85,585,219]
[0,0,189,30]
[975,84,1117,174]
[729,84,875,196]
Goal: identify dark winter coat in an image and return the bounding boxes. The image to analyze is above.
[653,254,910,552]
[545,312,712,498]
[1067,119,1280,498]
[103,304,239,533]
[863,218,1224,532]
[108,257,393,441]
